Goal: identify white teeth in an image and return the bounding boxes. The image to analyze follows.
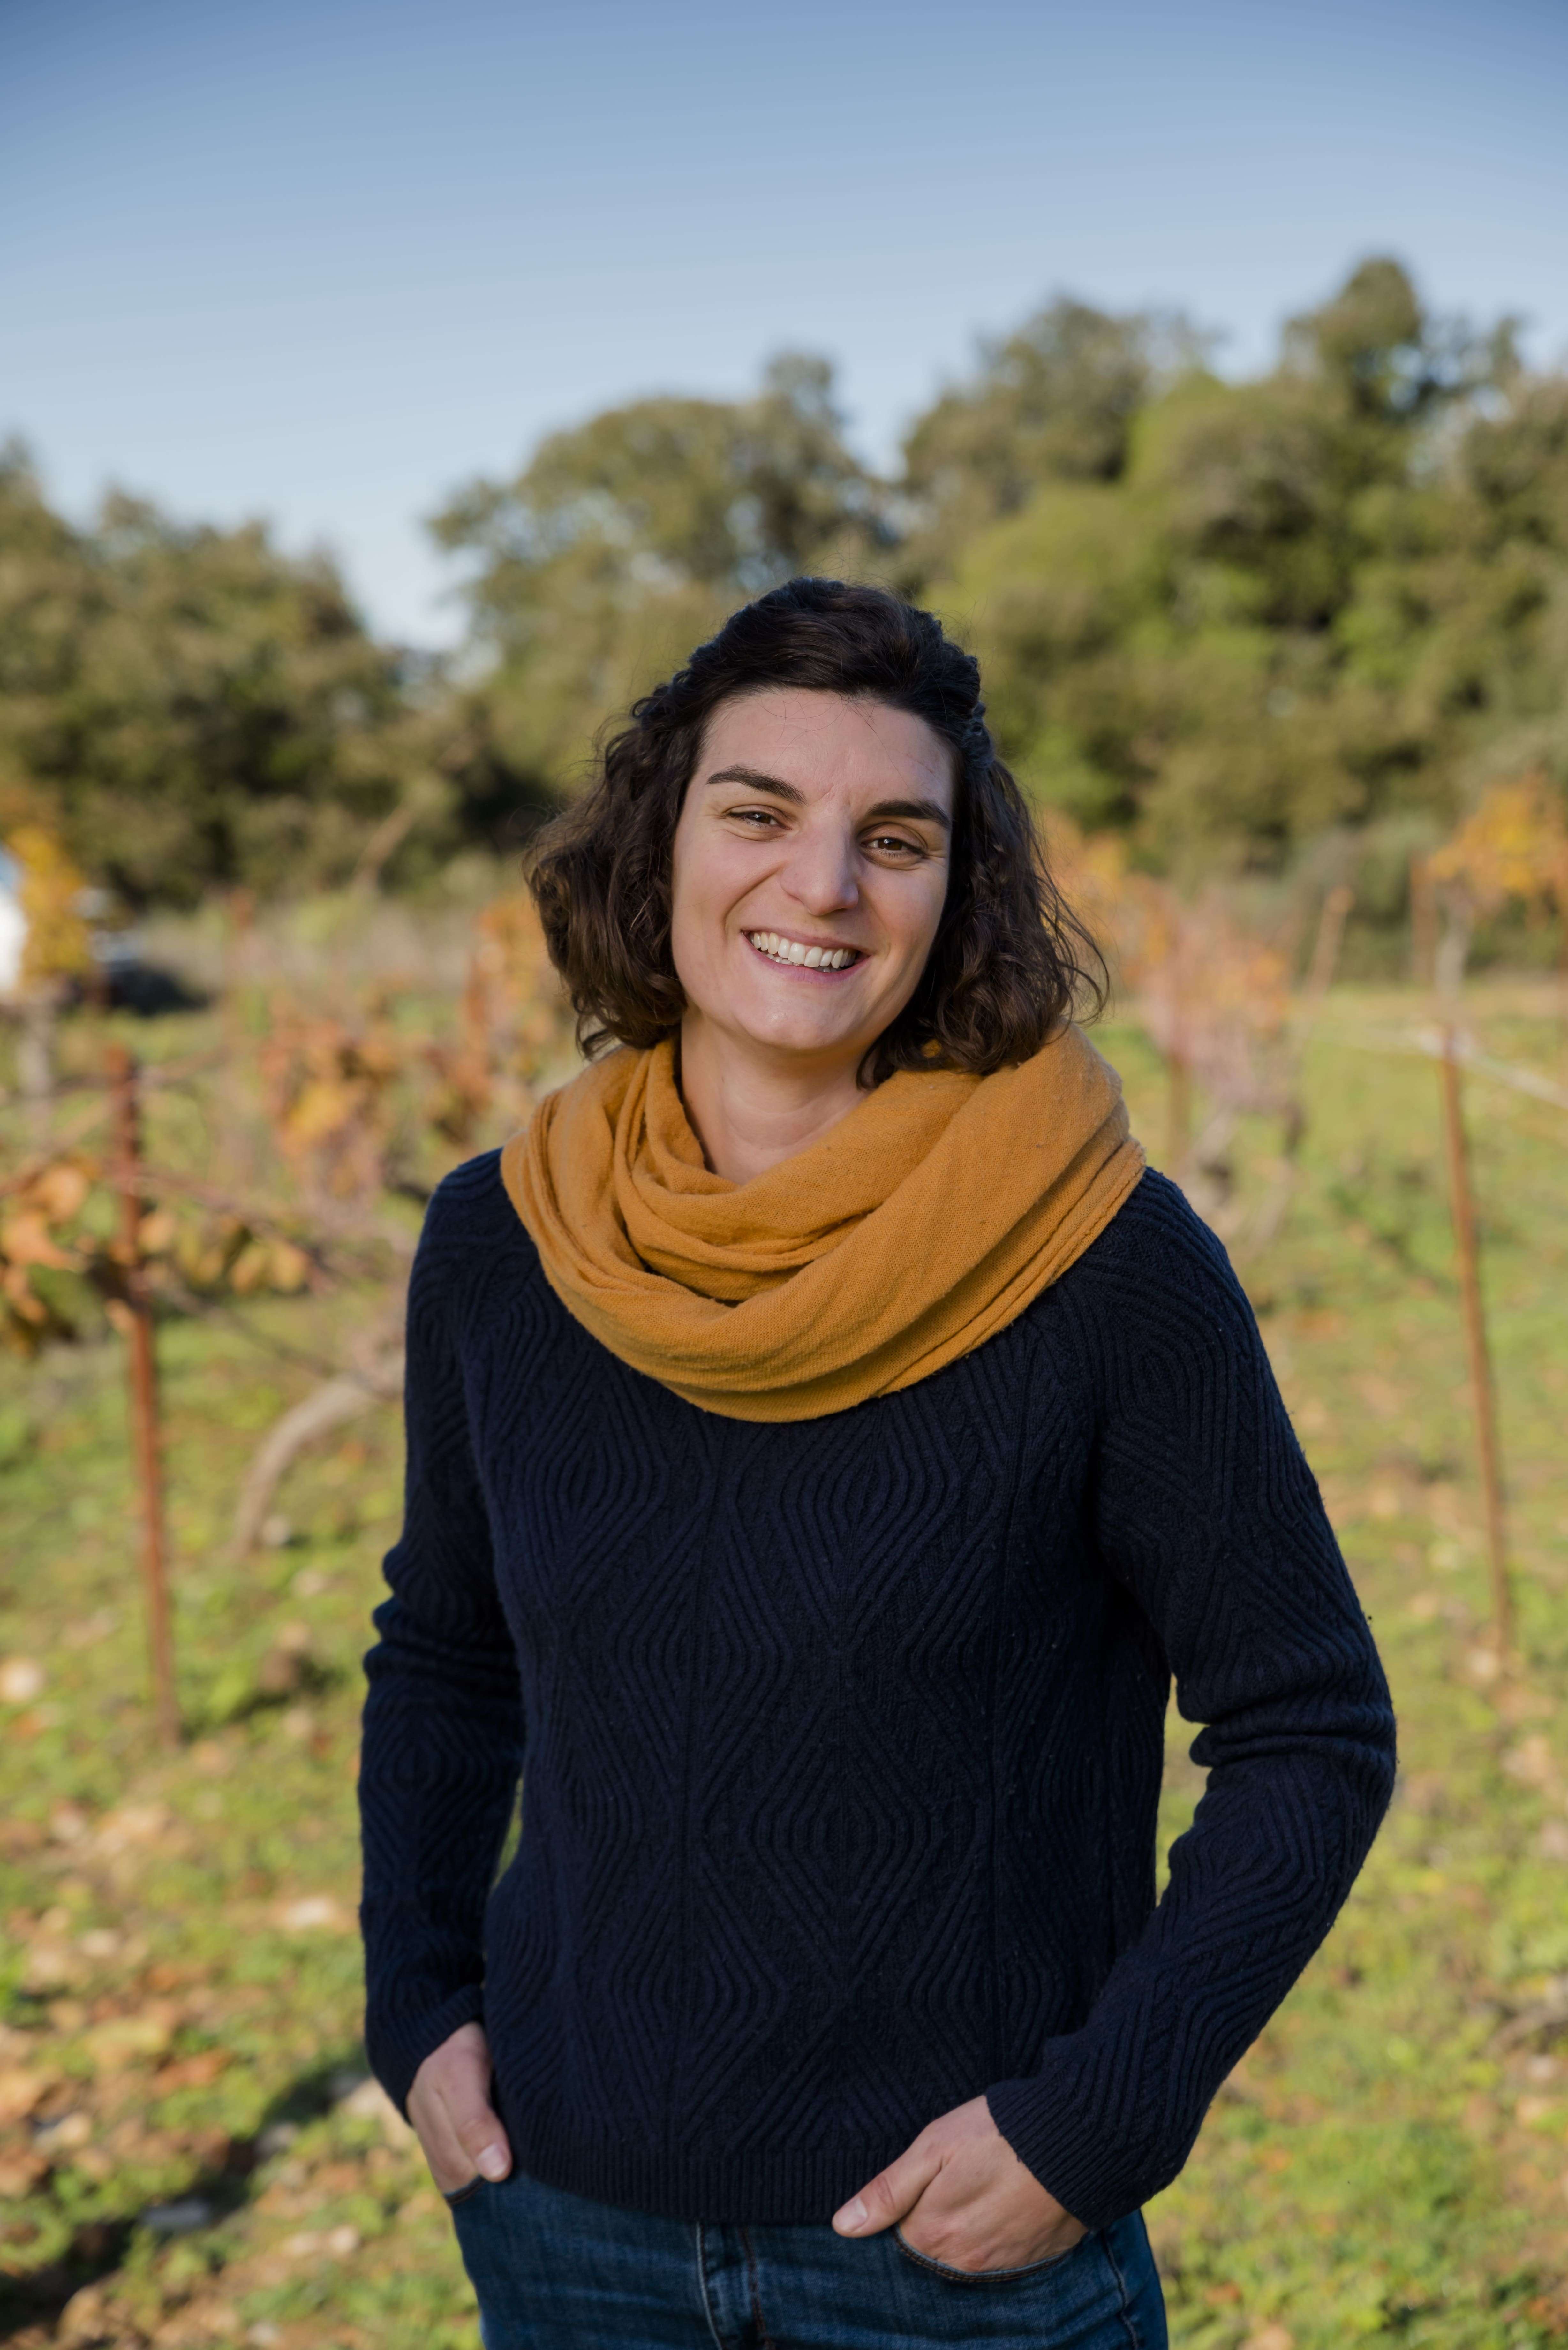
[746,932,857,970]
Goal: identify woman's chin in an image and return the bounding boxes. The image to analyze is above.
[723,1003,871,1065]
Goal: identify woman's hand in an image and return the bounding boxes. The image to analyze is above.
[832,2094,1085,2274]
[407,2021,512,2196]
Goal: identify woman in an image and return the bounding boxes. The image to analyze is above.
[359,578,1395,2349]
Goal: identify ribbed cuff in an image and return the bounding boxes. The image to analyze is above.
[985,2066,1155,2237]
[366,1983,488,2121]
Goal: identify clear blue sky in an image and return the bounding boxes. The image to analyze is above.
[5,0,1565,647]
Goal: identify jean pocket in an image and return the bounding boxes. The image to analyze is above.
[442,2175,487,2208]
[892,2223,1084,2286]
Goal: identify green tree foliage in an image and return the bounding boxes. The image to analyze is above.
[897,298,1169,576]
[0,443,433,906]
[932,261,1568,869]
[430,355,892,798]
[4,260,1566,904]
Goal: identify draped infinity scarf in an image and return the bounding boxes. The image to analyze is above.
[499,1024,1145,1422]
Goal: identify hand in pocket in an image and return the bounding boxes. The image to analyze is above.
[831,2093,1085,2275]
[408,2021,513,2197]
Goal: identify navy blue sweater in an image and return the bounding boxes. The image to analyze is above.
[358,1152,1394,2232]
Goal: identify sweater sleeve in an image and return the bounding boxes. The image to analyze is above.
[358,1181,525,2119]
[985,1178,1396,2231]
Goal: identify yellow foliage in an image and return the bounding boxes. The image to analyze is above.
[473,890,554,995]
[1428,772,1568,912]
[227,1240,273,1294]
[1049,815,1295,1112]
[0,1159,94,1278]
[285,1076,367,1152]
[27,1161,90,1223]
[0,1210,80,1273]
[268,1239,312,1292]
[7,825,94,986]
[1044,816,1136,952]
[0,1154,97,1354]
[256,1004,415,1202]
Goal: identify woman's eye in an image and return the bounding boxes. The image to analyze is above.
[730,807,781,828]
[866,834,923,857]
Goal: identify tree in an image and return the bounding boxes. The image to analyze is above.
[0,446,438,905]
[1282,255,1516,427]
[937,260,1562,871]
[429,355,892,798]
[897,299,1205,588]
[7,260,1566,906]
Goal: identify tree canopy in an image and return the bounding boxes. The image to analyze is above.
[0,445,431,906]
[428,354,892,796]
[930,262,1567,871]
[3,258,1565,903]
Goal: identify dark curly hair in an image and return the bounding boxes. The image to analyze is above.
[526,577,1104,1086]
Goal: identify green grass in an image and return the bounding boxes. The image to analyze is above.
[2,982,1566,2347]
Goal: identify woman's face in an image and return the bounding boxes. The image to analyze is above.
[668,687,954,1075]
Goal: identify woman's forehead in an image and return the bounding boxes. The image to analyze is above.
[698,689,954,805]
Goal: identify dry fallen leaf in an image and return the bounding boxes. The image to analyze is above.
[93,1800,172,1854]
[0,2147,50,2196]
[82,2006,178,2072]
[21,1939,89,1994]
[35,2110,94,2153]
[0,1655,46,1704]
[0,2062,57,2125]
[154,2047,232,2091]
[56,2283,108,2346]
[336,2073,413,2144]
[272,1893,352,1934]
[1504,1735,1555,1788]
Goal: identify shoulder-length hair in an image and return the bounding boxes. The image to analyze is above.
[526,576,1104,1086]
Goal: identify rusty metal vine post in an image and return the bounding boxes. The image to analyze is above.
[1437,1030,1514,1662]
[1409,854,1438,989]
[1304,881,1355,1004]
[107,1042,179,1747]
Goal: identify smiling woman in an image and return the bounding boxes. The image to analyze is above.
[669,691,959,1178]
[527,580,1101,1100]
[358,579,1396,2350]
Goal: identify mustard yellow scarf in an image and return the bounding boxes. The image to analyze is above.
[499,1025,1144,1421]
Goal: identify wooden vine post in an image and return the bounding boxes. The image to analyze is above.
[1436,1030,1514,1662]
[107,1042,179,1747]
[1165,1042,1191,1177]
[1304,881,1355,1004]
[1165,950,1192,1177]
[1409,853,1438,989]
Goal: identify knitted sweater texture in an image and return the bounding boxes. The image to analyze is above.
[358,1151,1394,2232]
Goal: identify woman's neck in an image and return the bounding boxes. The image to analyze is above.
[677,1016,865,1184]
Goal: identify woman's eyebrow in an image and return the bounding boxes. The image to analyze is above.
[861,796,951,833]
[703,765,805,803]
[704,769,951,832]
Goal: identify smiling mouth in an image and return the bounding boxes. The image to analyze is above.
[744,930,864,972]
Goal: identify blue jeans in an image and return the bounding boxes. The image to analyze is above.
[447,2165,1166,2349]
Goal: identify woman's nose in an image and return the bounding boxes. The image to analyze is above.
[779,821,860,914]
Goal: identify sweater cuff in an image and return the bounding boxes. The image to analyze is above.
[366,1983,488,2123]
[985,2064,1160,2237]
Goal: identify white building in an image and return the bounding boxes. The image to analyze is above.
[0,848,26,999]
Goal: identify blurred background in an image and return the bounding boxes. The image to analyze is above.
[2,1,1567,2343]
